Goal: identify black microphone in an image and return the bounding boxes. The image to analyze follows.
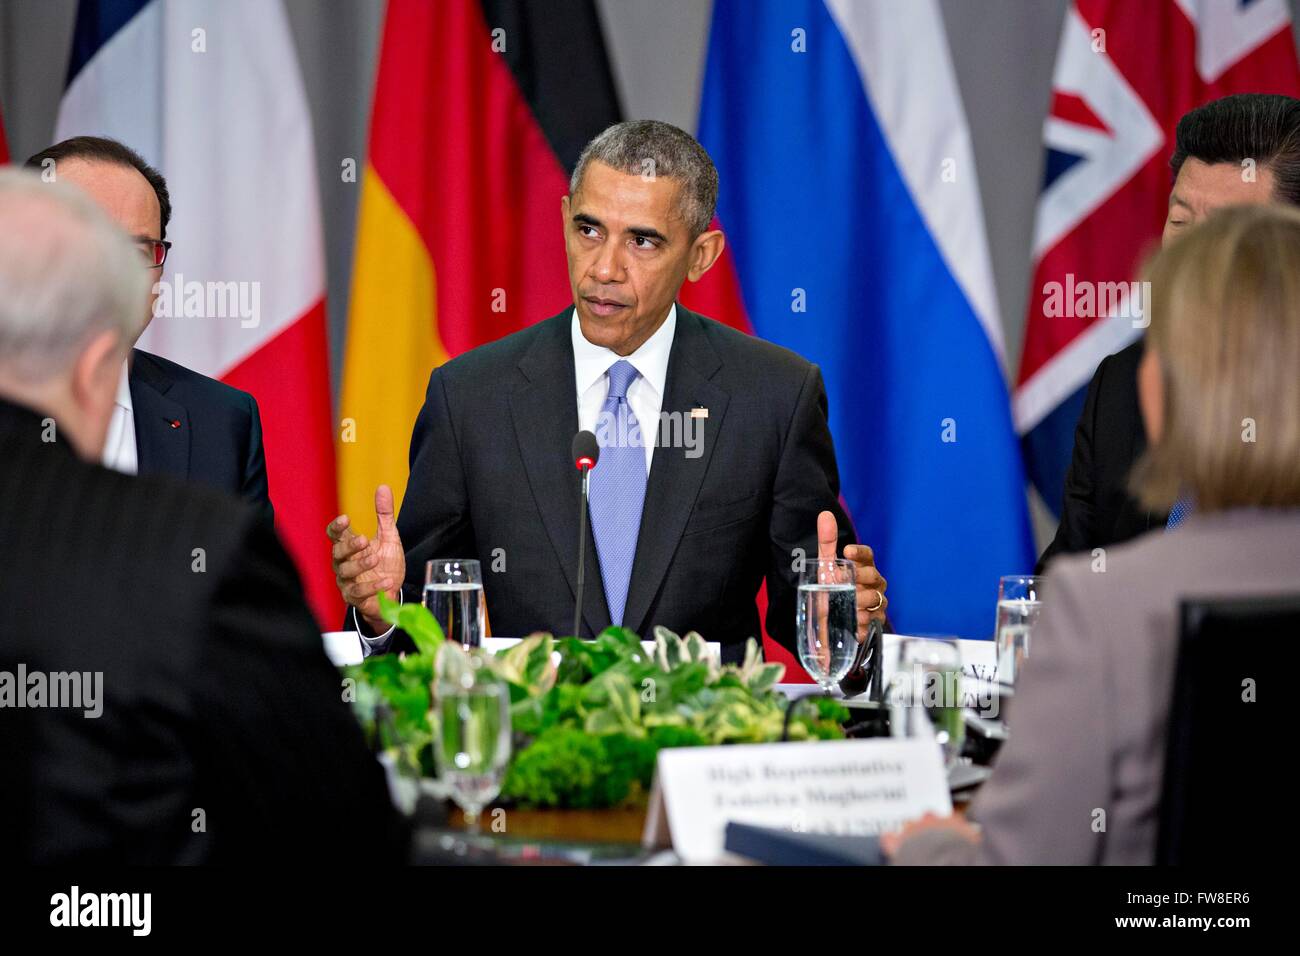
[571,431,600,638]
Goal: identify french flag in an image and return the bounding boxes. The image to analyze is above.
[55,0,340,626]
[698,0,1033,640]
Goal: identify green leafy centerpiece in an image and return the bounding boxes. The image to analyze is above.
[342,594,848,810]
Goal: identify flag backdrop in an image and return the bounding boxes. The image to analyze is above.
[337,0,621,532]
[55,0,340,626]
[698,0,1034,640]
[1016,0,1300,513]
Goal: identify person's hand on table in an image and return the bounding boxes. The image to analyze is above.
[880,812,981,859]
[326,484,406,632]
[816,509,887,642]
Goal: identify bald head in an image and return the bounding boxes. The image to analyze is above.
[0,169,149,458]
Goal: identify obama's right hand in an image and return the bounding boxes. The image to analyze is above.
[326,485,406,632]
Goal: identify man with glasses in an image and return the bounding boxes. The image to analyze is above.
[24,136,273,524]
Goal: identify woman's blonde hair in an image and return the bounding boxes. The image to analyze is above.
[1131,203,1300,512]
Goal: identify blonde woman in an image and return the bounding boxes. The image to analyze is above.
[886,204,1300,865]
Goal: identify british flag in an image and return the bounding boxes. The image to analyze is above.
[1016,0,1300,513]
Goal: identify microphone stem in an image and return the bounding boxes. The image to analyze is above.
[574,465,590,638]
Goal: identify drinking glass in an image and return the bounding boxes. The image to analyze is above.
[433,658,511,831]
[423,558,485,648]
[796,557,858,692]
[889,638,965,766]
[995,575,1043,686]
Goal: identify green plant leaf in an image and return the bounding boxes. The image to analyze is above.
[378,591,445,657]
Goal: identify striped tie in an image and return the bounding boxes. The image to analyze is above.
[588,360,647,627]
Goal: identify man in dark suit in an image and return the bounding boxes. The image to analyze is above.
[24,136,273,526]
[1039,93,1300,571]
[0,169,402,864]
[329,121,888,661]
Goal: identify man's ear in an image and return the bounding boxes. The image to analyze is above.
[70,328,124,421]
[561,194,571,231]
[686,229,726,282]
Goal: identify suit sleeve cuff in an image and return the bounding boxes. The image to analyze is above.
[352,595,401,657]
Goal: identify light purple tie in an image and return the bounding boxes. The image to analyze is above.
[588,359,647,627]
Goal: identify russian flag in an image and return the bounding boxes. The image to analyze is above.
[55,0,340,626]
[699,0,1034,639]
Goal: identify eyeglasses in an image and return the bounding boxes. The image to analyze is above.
[134,237,173,269]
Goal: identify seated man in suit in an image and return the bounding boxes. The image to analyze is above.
[1039,93,1300,570]
[885,204,1300,864]
[24,136,274,526]
[328,121,887,662]
[0,169,403,864]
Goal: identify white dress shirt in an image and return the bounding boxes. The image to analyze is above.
[572,303,675,475]
[102,359,138,475]
[356,304,679,651]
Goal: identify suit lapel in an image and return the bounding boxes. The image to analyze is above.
[508,313,611,636]
[128,350,191,481]
[620,307,729,637]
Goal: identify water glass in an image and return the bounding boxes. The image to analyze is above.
[889,638,965,766]
[995,575,1043,686]
[424,558,485,648]
[796,557,858,691]
[433,657,511,830]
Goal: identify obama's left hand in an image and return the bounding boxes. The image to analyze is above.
[816,509,888,642]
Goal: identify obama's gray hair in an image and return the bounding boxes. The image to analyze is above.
[0,168,148,382]
[570,120,719,237]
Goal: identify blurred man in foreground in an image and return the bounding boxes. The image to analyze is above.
[0,169,403,864]
[1040,93,1300,569]
[887,205,1300,864]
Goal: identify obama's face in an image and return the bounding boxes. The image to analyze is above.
[562,160,724,356]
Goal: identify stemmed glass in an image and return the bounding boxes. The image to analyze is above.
[433,652,511,831]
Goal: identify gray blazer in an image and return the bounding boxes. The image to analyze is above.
[896,509,1300,865]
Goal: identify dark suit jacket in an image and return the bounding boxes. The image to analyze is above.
[0,396,404,864]
[129,348,274,526]
[1037,339,1163,572]
[379,305,855,660]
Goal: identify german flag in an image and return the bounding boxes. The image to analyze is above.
[338,0,622,523]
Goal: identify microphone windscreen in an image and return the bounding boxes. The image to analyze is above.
[571,430,600,468]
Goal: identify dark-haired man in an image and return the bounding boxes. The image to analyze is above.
[327,121,887,662]
[24,136,273,525]
[1039,93,1300,570]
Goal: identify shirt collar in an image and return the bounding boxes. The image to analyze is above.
[115,358,133,412]
[571,303,677,398]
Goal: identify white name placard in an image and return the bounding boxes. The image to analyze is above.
[645,738,952,864]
